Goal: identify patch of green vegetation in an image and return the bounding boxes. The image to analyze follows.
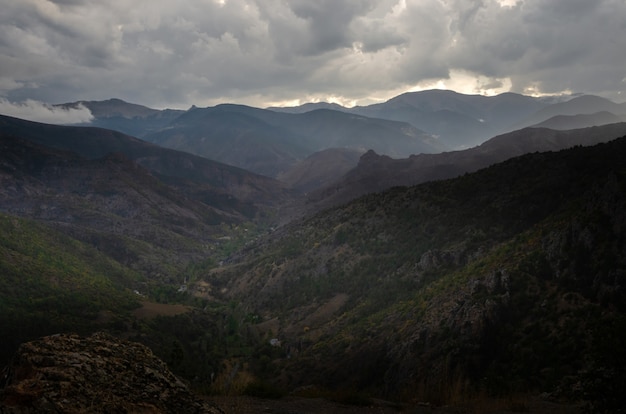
[0,213,141,365]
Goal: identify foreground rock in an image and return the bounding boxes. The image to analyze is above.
[0,332,223,413]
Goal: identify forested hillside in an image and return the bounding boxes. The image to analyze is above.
[202,137,626,411]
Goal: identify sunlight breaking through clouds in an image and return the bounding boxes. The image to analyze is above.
[0,0,624,108]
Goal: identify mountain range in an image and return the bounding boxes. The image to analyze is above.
[272,91,626,148]
[307,122,626,210]
[61,91,626,182]
[2,89,626,412]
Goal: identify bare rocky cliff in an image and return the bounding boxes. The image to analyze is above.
[0,333,224,414]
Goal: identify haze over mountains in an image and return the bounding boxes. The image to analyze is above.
[55,90,626,201]
[2,89,626,412]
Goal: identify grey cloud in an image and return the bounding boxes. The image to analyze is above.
[442,0,626,97]
[387,0,454,82]
[1,1,121,69]
[351,13,408,53]
[0,0,625,109]
[287,0,375,54]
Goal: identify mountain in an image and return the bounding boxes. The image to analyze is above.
[199,136,626,410]
[516,95,626,129]
[0,118,296,385]
[271,91,626,150]
[2,105,625,411]
[0,133,232,279]
[531,111,625,130]
[143,104,445,178]
[62,92,626,163]
[0,114,305,297]
[0,114,295,212]
[144,105,311,178]
[307,122,626,210]
[61,98,162,118]
[346,90,549,148]
[58,98,185,138]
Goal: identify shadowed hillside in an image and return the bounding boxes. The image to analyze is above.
[308,122,626,210]
[199,136,626,411]
[0,114,297,213]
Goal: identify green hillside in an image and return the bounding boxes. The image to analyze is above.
[203,137,626,410]
[0,213,141,364]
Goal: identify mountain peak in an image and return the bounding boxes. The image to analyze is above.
[59,98,159,119]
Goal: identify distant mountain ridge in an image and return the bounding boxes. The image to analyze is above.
[58,98,185,138]
[271,91,626,149]
[531,111,625,130]
[307,122,626,210]
[52,90,626,192]
[348,90,549,148]
[143,104,444,177]
[514,95,626,129]
[61,98,164,118]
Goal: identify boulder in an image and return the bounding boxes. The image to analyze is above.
[0,332,223,413]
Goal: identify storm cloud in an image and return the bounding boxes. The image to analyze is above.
[1,0,625,111]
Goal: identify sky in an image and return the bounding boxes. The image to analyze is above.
[1,0,626,123]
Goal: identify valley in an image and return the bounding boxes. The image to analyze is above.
[1,91,626,413]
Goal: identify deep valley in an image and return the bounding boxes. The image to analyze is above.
[1,91,626,413]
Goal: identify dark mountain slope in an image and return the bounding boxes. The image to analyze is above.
[309,122,626,210]
[0,114,295,212]
[0,212,141,367]
[202,136,626,409]
[0,134,232,278]
[0,137,258,397]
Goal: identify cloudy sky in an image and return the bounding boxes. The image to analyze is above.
[1,0,626,120]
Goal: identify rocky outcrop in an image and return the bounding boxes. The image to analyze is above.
[0,332,223,414]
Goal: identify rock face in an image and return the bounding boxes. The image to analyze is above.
[0,332,223,414]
